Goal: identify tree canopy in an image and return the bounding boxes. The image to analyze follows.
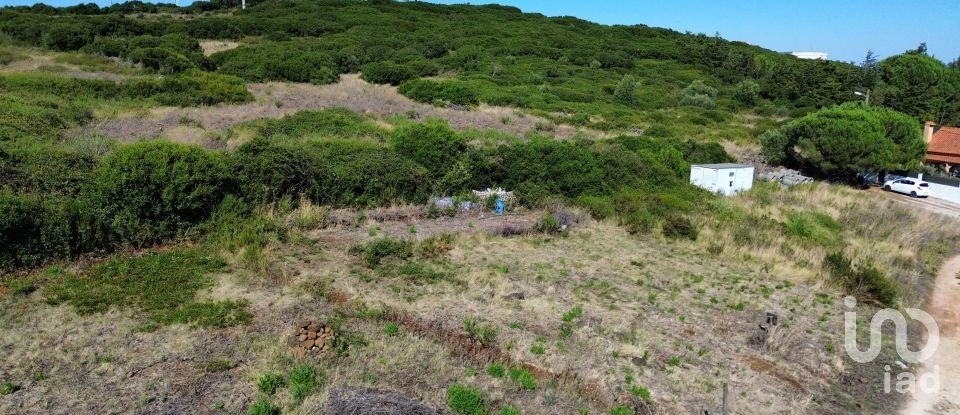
[761,103,925,179]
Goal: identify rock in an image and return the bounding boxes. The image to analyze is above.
[298,334,307,341]
[307,331,317,340]
[288,335,301,346]
[300,339,314,348]
[295,348,306,359]
[299,319,312,329]
[502,292,525,300]
[307,322,320,332]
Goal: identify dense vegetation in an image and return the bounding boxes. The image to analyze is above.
[0,102,730,269]
[761,103,926,179]
[0,0,956,271]
[0,0,914,130]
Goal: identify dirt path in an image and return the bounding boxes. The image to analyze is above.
[902,255,960,415]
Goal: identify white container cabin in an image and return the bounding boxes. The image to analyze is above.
[690,163,754,196]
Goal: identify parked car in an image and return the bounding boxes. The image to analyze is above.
[883,178,930,198]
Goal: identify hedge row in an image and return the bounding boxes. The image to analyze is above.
[1,117,733,270]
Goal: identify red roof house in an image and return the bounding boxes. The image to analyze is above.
[924,122,960,169]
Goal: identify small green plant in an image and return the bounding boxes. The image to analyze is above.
[667,356,682,367]
[247,398,279,415]
[384,322,399,336]
[508,367,536,391]
[631,384,652,401]
[498,406,521,415]
[447,384,485,415]
[530,342,545,355]
[408,225,417,234]
[257,373,284,395]
[463,317,496,345]
[609,405,632,415]
[562,304,583,322]
[289,364,322,402]
[508,321,522,329]
[487,363,505,378]
[203,358,234,373]
[0,382,19,395]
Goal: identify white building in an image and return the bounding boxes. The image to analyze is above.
[690,164,755,196]
[790,51,829,60]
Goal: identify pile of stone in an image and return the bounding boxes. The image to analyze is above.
[759,168,814,187]
[289,320,337,358]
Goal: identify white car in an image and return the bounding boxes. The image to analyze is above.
[883,178,931,198]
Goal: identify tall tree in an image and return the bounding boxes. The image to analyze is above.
[877,52,950,122]
[761,103,925,180]
[860,49,879,89]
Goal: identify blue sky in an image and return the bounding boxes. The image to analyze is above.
[1,0,957,63]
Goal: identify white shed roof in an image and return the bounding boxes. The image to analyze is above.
[692,163,754,169]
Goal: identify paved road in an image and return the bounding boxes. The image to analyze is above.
[869,188,960,219]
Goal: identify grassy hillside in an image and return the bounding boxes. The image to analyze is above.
[0,1,958,415]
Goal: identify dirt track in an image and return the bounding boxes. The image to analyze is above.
[901,255,960,415]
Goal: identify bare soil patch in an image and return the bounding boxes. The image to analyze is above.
[199,40,241,56]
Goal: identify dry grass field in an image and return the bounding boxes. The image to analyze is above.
[4,182,954,415]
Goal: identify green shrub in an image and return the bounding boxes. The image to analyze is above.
[253,108,386,141]
[399,79,480,106]
[350,238,414,267]
[533,213,562,234]
[289,364,322,402]
[361,62,417,86]
[613,74,636,104]
[384,322,399,336]
[256,373,284,395]
[88,140,228,246]
[447,384,485,415]
[609,405,632,415]
[680,80,717,109]
[231,138,322,204]
[305,140,429,207]
[782,212,842,246]
[414,233,456,260]
[824,252,898,307]
[247,398,280,415]
[497,406,521,415]
[0,191,102,270]
[213,42,337,84]
[630,384,651,401]
[662,215,698,240]
[576,195,615,219]
[390,120,466,182]
[487,363,505,378]
[734,80,761,105]
[508,367,536,391]
[530,343,545,355]
[463,317,496,345]
[0,382,19,395]
[562,304,584,322]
